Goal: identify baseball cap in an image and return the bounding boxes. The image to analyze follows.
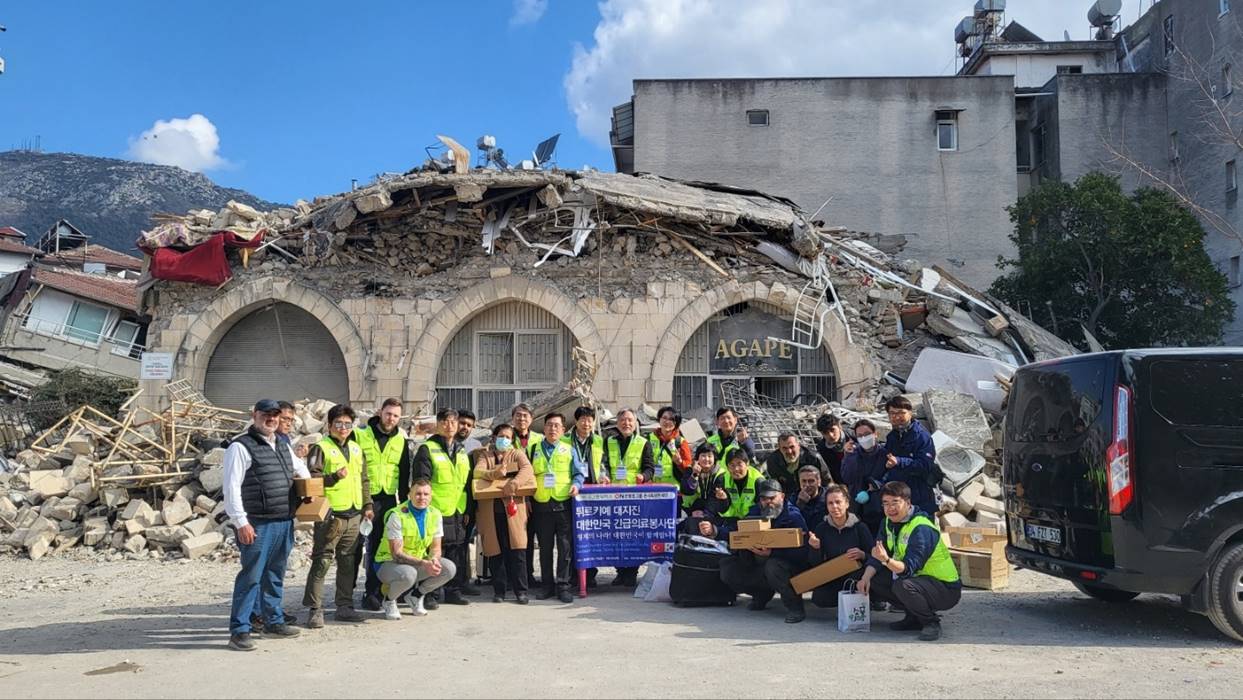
[254,399,282,414]
[756,479,783,498]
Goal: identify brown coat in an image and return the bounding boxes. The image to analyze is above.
[472,447,533,557]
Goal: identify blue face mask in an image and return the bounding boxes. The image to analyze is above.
[855,491,870,505]
[494,437,513,452]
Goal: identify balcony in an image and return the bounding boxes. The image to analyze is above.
[3,313,145,378]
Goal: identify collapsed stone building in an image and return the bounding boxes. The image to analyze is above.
[135,166,1074,426]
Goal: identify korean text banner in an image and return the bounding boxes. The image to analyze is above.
[573,485,678,569]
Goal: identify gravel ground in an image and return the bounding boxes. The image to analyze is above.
[0,553,1240,699]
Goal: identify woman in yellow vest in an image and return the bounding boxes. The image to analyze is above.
[649,406,692,487]
[375,479,457,620]
[859,481,961,641]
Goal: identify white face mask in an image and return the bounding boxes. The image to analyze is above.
[857,434,876,451]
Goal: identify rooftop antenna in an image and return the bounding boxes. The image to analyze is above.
[1088,0,1122,40]
[476,135,510,170]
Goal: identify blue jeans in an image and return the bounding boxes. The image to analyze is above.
[229,519,294,634]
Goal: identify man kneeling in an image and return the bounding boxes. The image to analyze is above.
[703,479,809,623]
[374,479,457,619]
[859,481,961,641]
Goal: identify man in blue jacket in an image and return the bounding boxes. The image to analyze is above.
[704,479,810,623]
[881,396,939,516]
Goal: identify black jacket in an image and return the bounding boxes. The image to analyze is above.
[764,448,829,494]
[409,434,474,518]
[808,512,875,566]
[814,436,847,485]
[790,485,829,528]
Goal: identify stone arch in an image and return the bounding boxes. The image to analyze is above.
[175,276,368,402]
[405,277,607,405]
[648,279,877,403]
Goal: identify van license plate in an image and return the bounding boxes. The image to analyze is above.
[1025,523,1062,545]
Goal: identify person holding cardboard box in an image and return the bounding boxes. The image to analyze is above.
[859,481,961,641]
[473,423,535,604]
[411,408,473,607]
[709,479,810,623]
[223,399,311,651]
[375,479,456,620]
[806,485,874,608]
[354,398,412,612]
[303,404,374,628]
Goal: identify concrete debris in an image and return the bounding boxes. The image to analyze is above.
[905,348,1014,415]
[160,497,193,527]
[181,532,224,559]
[923,390,994,454]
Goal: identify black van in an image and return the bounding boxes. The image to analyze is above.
[1003,349,1243,641]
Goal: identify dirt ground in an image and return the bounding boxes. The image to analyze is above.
[0,552,1240,699]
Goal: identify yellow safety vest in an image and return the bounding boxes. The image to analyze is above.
[571,433,605,482]
[707,432,747,470]
[683,467,726,510]
[648,433,685,486]
[531,438,575,503]
[720,466,763,519]
[884,514,960,584]
[354,425,407,497]
[520,431,544,460]
[375,502,443,563]
[606,434,646,485]
[319,436,364,513]
[425,440,469,516]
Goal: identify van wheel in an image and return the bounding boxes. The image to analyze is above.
[1072,582,1140,603]
[1206,543,1243,642]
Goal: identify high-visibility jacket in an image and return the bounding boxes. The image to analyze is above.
[571,433,605,483]
[425,440,470,516]
[520,431,544,459]
[648,433,686,485]
[605,434,646,485]
[531,437,574,503]
[319,436,364,513]
[720,466,764,519]
[707,432,746,469]
[883,514,960,584]
[375,502,443,563]
[354,424,406,497]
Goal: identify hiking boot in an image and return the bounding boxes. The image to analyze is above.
[889,616,922,632]
[382,599,401,621]
[334,606,365,623]
[306,608,325,629]
[918,621,943,641]
[228,633,256,652]
[263,623,301,638]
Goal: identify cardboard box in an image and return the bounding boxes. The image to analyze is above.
[728,528,803,550]
[950,548,1009,590]
[295,497,330,523]
[943,526,1007,557]
[790,553,863,594]
[295,478,324,498]
[472,475,537,500]
[737,519,770,532]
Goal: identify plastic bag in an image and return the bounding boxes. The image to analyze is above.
[643,562,674,603]
[634,563,658,599]
[837,579,871,633]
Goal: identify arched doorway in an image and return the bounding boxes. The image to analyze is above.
[434,300,577,419]
[671,301,837,413]
[204,302,349,409]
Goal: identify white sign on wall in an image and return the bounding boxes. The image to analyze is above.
[140,352,174,380]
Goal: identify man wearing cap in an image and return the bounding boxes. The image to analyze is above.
[222,399,310,651]
[704,479,811,624]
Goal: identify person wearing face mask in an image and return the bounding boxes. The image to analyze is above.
[472,423,534,604]
[814,414,848,486]
[680,444,730,535]
[806,484,875,609]
[707,479,810,623]
[842,419,889,536]
[648,406,692,487]
[603,408,655,587]
[881,396,939,517]
[510,403,542,587]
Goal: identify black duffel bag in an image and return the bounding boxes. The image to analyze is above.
[670,534,736,607]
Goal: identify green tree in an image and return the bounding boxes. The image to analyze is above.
[990,172,1234,349]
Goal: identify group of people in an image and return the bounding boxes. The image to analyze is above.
[220,394,960,652]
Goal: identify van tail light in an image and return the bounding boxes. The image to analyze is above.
[1105,384,1134,515]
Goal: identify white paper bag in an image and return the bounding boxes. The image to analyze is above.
[644,562,674,603]
[837,580,871,633]
[633,563,658,599]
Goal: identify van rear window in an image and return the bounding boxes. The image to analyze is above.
[1008,361,1107,443]
[1150,360,1243,427]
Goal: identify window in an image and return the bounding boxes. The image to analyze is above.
[1222,0,1231,17]
[1224,64,1234,97]
[1230,255,1241,288]
[1164,14,1175,57]
[1151,360,1243,427]
[1033,124,1048,168]
[110,320,141,358]
[1228,160,1237,192]
[1170,130,1180,162]
[936,110,958,151]
[746,109,769,127]
[1056,65,1084,75]
[64,301,109,345]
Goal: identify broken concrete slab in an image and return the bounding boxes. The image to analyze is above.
[180,532,224,559]
[120,499,154,522]
[932,431,987,495]
[44,497,83,522]
[67,482,98,505]
[956,480,984,515]
[25,528,56,560]
[905,348,1014,415]
[200,448,226,467]
[101,488,130,509]
[123,534,147,554]
[63,455,94,483]
[924,390,993,454]
[123,519,146,536]
[974,496,1004,516]
[63,434,95,456]
[27,470,71,499]
[144,525,191,546]
[161,497,193,527]
[82,517,110,546]
[183,517,213,538]
[197,465,225,493]
[940,512,970,529]
[193,495,217,514]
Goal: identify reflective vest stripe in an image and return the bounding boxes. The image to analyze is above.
[720,466,762,519]
[606,435,646,485]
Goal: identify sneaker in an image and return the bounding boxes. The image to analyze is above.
[557,590,574,604]
[889,616,922,632]
[382,599,401,621]
[918,621,943,641]
[361,594,383,612]
[228,633,256,652]
[784,609,806,624]
[306,608,325,629]
[334,606,365,623]
[402,591,428,617]
[263,623,301,638]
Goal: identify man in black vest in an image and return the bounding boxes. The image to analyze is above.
[223,399,311,651]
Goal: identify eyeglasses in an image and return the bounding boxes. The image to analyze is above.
[331,421,354,429]
[881,500,905,509]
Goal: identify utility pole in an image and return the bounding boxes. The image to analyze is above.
[0,23,7,75]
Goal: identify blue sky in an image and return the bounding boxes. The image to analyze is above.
[0,0,1102,205]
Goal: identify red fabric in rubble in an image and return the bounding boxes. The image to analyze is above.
[145,231,266,286]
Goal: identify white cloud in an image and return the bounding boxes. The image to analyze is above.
[565,0,1113,147]
[511,0,548,26]
[127,113,228,172]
